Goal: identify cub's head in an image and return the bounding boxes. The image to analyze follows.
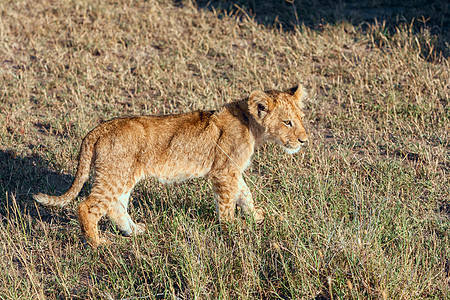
[248,85,308,154]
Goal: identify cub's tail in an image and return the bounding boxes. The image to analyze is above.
[33,130,98,207]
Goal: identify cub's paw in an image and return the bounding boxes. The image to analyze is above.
[84,235,111,249]
[254,208,265,225]
[133,223,147,235]
[99,236,112,246]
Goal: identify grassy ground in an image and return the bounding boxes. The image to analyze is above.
[0,0,449,299]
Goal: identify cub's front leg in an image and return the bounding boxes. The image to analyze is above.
[211,173,264,224]
[211,173,239,223]
[236,176,264,224]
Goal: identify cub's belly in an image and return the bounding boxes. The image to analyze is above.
[148,163,210,184]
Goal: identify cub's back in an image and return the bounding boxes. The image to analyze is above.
[90,111,223,178]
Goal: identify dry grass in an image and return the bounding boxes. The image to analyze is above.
[0,0,449,299]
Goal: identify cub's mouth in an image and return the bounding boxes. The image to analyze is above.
[272,136,308,154]
[281,139,307,154]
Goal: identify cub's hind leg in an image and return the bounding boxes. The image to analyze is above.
[78,193,109,247]
[78,185,145,247]
[107,187,146,237]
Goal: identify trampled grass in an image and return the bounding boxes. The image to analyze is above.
[0,0,449,299]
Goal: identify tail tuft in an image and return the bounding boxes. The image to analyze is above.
[33,192,71,207]
[33,193,48,204]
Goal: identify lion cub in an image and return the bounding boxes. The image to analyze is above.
[34,85,308,247]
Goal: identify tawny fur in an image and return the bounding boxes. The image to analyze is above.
[34,85,308,247]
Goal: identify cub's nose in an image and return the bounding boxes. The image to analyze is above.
[296,130,308,144]
[298,137,308,143]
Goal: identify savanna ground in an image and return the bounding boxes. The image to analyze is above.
[0,0,449,298]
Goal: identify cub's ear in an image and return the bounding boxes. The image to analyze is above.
[248,90,273,120]
[287,84,307,108]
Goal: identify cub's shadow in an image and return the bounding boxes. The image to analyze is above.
[0,150,76,224]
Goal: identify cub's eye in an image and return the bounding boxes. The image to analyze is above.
[283,120,293,127]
